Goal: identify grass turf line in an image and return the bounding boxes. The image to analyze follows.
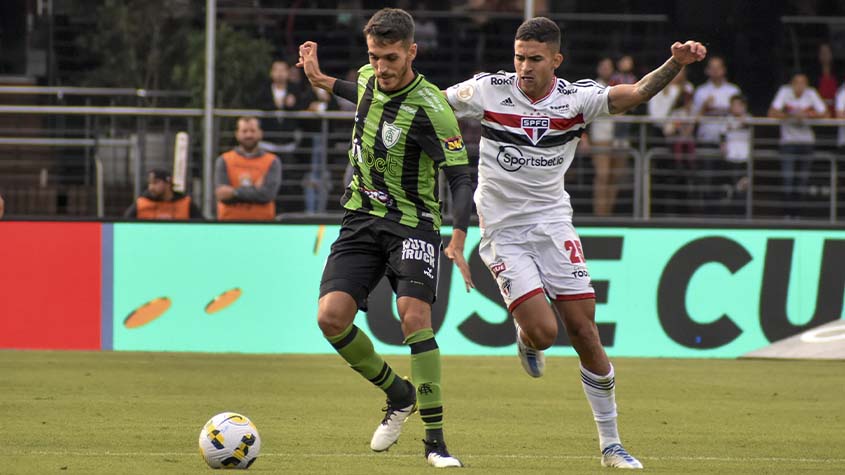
[1,351,843,474]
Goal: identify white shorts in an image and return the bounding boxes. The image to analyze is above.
[479,221,595,311]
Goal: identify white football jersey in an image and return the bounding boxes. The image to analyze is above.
[446,72,609,232]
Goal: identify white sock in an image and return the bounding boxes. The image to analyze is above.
[580,363,621,451]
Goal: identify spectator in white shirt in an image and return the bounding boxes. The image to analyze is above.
[768,72,828,199]
[588,57,619,216]
[649,67,694,139]
[691,56,742,206]
[692,56,742,146]
[720,94,752,208]
[835,83,845,149]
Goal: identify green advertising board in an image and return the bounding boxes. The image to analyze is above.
[111,223,845,358]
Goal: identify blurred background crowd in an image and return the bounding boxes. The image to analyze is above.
[1,0,845,221]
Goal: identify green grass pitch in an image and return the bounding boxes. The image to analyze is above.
[2,351,843,474]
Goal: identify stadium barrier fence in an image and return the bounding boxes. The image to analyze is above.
[0,220,842,358]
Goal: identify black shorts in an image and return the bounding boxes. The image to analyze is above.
[320,211,442,311]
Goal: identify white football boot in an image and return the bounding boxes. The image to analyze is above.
[370,382,417,452]
[424,439,464,468]
[601,443,644,469]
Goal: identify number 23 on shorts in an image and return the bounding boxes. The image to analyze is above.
[563,239,585,264]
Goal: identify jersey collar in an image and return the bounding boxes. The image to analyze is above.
[376,70,423,97]
[516,76,558,104]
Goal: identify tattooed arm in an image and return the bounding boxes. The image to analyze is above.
[608,41,707,114]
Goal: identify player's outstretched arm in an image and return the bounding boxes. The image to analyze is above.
[608,40,707,114]
[297,41,357,103]
[296,41,335,92]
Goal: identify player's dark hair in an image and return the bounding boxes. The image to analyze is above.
[363,8,415,45]
[515,17,562,52]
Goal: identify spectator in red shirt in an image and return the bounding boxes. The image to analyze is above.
[816,43,838,115]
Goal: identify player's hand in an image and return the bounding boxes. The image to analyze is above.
[215,185,236,201]
[297,41,329,89]
[670,40,707,66]
[444,230,474,292]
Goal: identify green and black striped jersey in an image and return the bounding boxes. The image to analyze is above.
[342,64,469,231]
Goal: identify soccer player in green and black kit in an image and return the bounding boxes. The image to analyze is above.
[297,8,474,468]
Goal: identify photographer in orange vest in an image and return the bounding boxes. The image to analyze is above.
[124,168,202,220]
[214,116,282,221]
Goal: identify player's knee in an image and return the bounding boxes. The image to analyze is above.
[316,310,347,337]
[316,291,358,337]
[525,323,557,350]
[400,309,430,334]
[567,319,599,343]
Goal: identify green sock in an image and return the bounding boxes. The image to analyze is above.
[406,328,444,439]
[327,324,411,404]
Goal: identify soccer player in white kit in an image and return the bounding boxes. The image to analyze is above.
[445,17,706,469]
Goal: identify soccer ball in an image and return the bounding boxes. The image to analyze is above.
[198,412,262,469]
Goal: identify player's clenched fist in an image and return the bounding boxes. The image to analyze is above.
[670,40,707,65]
[297,41,331,90]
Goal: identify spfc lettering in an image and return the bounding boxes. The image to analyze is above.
[520,117,550,145]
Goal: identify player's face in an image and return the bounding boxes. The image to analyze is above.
[366,36,417,92]
[514,40,562,99]
[235,119,263,152]
[147,175,169,199]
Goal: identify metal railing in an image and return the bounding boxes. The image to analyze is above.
[0,86,191,99]
[2,104,845,223]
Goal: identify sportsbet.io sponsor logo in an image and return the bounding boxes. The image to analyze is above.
[402,238,437,267]
[496,145,565,172]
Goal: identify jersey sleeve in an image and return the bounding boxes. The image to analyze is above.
[771,87,787,110]
[445,75,486,120]
[837,87,845,114]
[571,80,610,123]
[691,86,707,115]
[417,88,469,167]
[810,89,827,114]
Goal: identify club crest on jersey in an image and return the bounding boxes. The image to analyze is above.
[381,122,402,149]
[520,117,550,145]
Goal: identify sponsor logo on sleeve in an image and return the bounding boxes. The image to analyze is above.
[456,84,474,102]
[443,135,465,152]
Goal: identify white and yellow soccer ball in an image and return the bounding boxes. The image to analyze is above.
[198,412,261,469]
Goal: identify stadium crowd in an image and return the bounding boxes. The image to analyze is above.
[3,2,845,220]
